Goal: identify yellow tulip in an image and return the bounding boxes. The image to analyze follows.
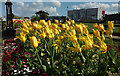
[51,33,55,38]
[29,27,33,32]
[58,29,61,32]
[108,21,113,28]
[54,29,59,35]
[21,28,29,34]
[53,24,58,29]
[52,44,59,53]
[27,20,31,24]
[97,24,105,32]
[75,24,83,33]
[48,34,53,39]
[105,30,112,38]
[67,42,82,52]
[83,27,89,35]
[93,23,98,29]
[35,21,38,24]
[66,21,71,26]
[78,36,86,41]
[92,29,100,37]
[87,34,93,44]
[61,24,66,30]
[71,29,76,35]
[16,34,26,42]
[40,20,47,26]
[58,36,64,39]
[32,23,38,29]
[93,40,107,53]
[26,23,30,27]
[55,19,59,24]
[36,24,42,30]
[22,22,28,29]
[68,47,81,52]
[109,28,113,34]
[99,41,107,53]
[101,32,105,41]
[71,35,78,42]
[45,28,51,34]
[29,36,38,48]
[39,20,45,24]
[47,20,51,25]
[44,22,48,26]
[70,26,74,30]
[65,24,69,31]
[81,41,93,50]
[71,20,75,25]
[41,31,46,38]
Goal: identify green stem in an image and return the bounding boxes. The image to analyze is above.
[36,49,43,67]
[44,39,50,55]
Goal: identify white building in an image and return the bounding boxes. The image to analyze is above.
[67,8,104,21]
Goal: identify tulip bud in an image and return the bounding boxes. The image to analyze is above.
[29,36,38,48]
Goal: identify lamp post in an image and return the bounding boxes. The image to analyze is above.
[3,0,15,38]
[5,0,13,29]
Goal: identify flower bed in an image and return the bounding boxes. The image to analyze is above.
[2,19,120,75]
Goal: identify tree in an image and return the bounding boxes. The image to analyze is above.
[35,10,49,20]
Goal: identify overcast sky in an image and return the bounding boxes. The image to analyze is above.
[0,0,120,2]
[0,0,120,17]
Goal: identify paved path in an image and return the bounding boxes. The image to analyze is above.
[105,35,120,39]
[0,25,2,75]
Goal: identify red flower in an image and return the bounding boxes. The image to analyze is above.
[16,27,19,28]
[97,43,100,45]
[27,53,30,56]
[113,45,116,47]
[33,70,38,74]
[43,73,47,76]
[9,50,14,54]
[22,62,26,64]
[4,57,7,62]
[23,59,27,62]
[23,65,27,67]
[17,21,19,24]
[20,20,23,22]
[11,65,15,67]
[6,73,10,75]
